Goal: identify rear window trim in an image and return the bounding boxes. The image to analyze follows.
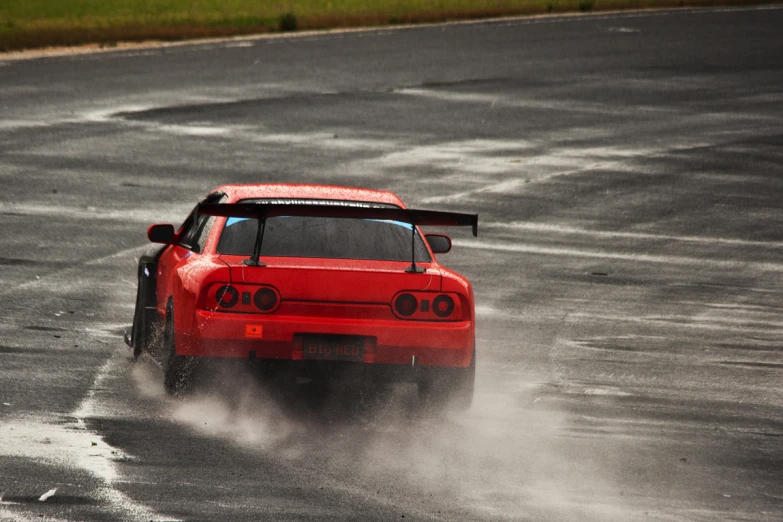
[215,198,431,262]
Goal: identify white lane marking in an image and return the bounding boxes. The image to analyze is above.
[454,239,783,272]
[477,4,783,30]
[38,489,57,502]
[74,356,180,520]
[0,238,170,519]
[481,221,783,249]
[0,224,174,515]
[0,413,169,520]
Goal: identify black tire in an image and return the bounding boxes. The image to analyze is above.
[418,348,475,412]
[130,274,146,360]
[130,252,162,361]
[162,306,197,396]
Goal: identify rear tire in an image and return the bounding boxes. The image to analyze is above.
[130,252,162,361]
[418,349,475,412]
[130,275,146,360]
[163,307,197,396]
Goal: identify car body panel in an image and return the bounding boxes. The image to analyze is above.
[141,183,475,373]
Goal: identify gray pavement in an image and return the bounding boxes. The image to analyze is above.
[1,6,782,520]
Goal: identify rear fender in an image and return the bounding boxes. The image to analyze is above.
[170,257,232,336]
[131,245,166,355]
[439,270,475,345]
[440,272,473,315]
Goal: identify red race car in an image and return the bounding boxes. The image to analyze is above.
[127,184,478,409]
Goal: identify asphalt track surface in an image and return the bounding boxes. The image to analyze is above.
[1,6,783,521]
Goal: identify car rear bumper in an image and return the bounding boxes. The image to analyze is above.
[175,309,473,368]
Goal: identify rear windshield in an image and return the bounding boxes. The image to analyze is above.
[216,199,431,262]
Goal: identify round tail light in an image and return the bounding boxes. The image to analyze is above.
[432,294,455,318]
[394,293,418,317]
[216,285,239,308]
[254,288,278,312]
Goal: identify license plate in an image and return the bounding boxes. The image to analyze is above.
[302,335,364,362]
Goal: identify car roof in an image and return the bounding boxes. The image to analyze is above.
[211,184,406,207]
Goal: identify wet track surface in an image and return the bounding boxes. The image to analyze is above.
[1,6,783,520]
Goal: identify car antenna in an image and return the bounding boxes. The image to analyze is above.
[244,215,267,267]
[405,222,424,274]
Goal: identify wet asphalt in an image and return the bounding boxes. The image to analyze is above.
[1,6,782,521]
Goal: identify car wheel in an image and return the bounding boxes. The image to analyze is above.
[418,349,475,412]
[130,275,146,360]
[162,307,197,396]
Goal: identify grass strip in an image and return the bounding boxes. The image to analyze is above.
[0,0,777,53]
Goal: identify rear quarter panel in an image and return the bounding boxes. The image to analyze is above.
[438,266,475,331]
[170,256,231,334]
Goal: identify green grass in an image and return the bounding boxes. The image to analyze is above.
[0,0,775,52]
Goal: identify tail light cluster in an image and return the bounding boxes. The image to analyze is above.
[392,291,464,321]
[204,283,281,314]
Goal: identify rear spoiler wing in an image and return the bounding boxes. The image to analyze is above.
[198,203,478,236]
[198,202,478,272]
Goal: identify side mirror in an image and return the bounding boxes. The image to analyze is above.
[148,224,175,244]
[425,234,452,254]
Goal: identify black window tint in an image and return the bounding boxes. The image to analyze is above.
[178,193,226,253]
[177,211,197,245]
[196,194,227,251]
[217,216,431,262]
